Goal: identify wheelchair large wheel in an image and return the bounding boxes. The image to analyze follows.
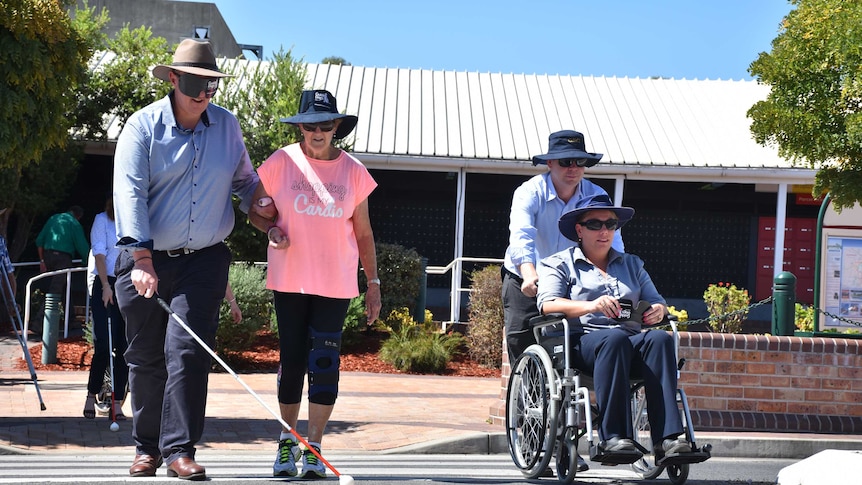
[506,346,559,479]
[630,384,663,480]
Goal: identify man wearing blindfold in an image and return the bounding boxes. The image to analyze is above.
[112,39,274,481]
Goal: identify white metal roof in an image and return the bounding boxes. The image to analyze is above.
[92,56,815,184]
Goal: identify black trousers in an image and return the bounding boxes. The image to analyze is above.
[43,249,73,294]
[501,267,539,360]
[114,243,230,464]
[86,277,128,397]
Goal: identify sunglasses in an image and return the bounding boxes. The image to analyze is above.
[176,73,219,99]
[578,219,619,231]
[300,121,336,133]
[557,158,597,168]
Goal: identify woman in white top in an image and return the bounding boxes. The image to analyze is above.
[83,195,128,420]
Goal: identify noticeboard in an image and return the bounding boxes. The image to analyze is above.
[817,201,862,331]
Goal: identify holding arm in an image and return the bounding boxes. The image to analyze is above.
[507,185,542,297]
[247,183,287,249]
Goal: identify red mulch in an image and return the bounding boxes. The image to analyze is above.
[16,329,501,378]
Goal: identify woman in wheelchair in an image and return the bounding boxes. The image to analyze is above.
[535,194,695,463]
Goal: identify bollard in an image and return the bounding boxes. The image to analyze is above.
[413,257,428,323]
[41,293,62,364]
[772,272,797,336]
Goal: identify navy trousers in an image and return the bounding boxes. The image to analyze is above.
[114,243,230,465]
[572,327,683,446]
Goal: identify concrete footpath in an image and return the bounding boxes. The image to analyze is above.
[2,334,861,459]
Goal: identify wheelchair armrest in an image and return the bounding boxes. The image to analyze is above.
[528,312,567,329]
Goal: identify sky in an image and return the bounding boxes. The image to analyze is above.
[185,0,795,81]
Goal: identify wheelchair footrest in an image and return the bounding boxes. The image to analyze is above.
[590,445,643,465]
[656,449,711,467]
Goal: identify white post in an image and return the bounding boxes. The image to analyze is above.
[450,169,467,324]
[773,183,788,278]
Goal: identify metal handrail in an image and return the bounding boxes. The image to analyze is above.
[23,267,89,339]
[426,256,503,325]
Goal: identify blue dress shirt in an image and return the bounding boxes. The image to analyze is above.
[504,172,624,277]
[113,93,259,251]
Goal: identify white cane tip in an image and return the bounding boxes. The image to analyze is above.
[339,474,354,485]
[110,422,119,432]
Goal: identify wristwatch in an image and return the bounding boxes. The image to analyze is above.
[368,278,381,286]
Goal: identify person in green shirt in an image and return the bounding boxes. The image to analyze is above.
[35,205,89,364]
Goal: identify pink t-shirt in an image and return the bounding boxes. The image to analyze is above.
[257,143,377,298]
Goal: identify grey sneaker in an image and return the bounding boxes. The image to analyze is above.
[300,445,327,479]
[273,438,301,477]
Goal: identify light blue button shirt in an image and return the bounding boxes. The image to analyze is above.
[113,93,259,251]
[504,172,624,277]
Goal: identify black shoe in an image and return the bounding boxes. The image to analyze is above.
[576,453,589,472]
[655,438,692,459]
[603,437,637,452]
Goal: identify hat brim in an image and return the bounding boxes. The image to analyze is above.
[559,206,634,242]
[532,150,603,166]
[152,65,233,82]
[280,113,359,140]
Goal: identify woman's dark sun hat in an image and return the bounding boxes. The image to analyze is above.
[281,90,358,140]
[558,194,634,242]
[532,130,603,166]
[152,39,233,81]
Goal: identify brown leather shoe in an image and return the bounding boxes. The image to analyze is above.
[129,454,163,477]
[167,457,206,481]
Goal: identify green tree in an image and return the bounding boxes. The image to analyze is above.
[0,0,107,251]
[74,24,171,140]
[217,48,307,262]
[321,56,350,66]
[748,0,862,211]
[0,0,94,170]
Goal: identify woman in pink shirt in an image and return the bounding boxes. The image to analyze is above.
[249,90,381,479]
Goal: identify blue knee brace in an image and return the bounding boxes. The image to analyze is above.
[308,329,341,404]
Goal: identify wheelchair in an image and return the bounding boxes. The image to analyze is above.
[505,302,711,484]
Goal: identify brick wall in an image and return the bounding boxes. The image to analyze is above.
[489,332,862,434]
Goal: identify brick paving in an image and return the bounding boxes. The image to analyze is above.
[0,334,500,454]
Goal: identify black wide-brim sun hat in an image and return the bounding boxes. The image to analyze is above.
[280,89,358,140]
[532,129,603,166]
[558,194,634,242]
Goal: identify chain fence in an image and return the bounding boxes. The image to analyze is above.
[653,295,862,331]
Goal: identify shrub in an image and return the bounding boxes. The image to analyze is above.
[381,306,432,333]
[702,282,751,333]
[379,306,463,373]
[361,243,422,321]
[216,264,272,355]
[342,293,367,346]
[466,264,504,368]
[795,303,814,332]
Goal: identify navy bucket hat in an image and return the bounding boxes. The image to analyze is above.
[280,90,358,140]
[532,130,603,166]
[558,194,634,242]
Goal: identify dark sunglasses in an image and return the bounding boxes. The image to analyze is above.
[557,158,597,168]
[300,121,336,133]
[176,73,219,99]
[578,218,619,231]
